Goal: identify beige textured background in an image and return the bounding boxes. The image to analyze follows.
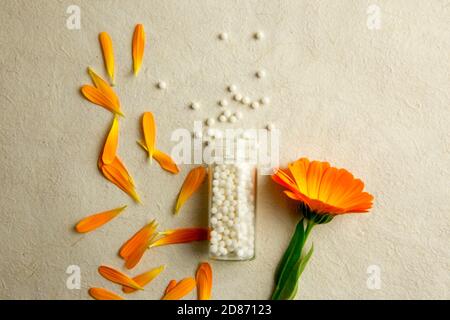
[0,0,449,300]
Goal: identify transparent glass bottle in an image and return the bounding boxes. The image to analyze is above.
[207,138,257,261]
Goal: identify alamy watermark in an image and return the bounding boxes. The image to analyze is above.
[66,5,81,30]
[168,122,280,175]
[366,264,381,290]
[66,265,81,290]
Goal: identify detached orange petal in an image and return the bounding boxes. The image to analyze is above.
[132,24,145,76]
[98,265,143,290]
[80,85,123,116]
[164,280,177,294]
[122,265,165,294]
[149,227,210,248]
[196,262,212,300]
[89,287,124,300]
[100,156,141,203]
[99,32,115,85]
[138,141,179,174]
[161,278,196,300]
[142,112,156,159]
[119,220,157,259]
[175,166,207,214]
[102,116,119,165]
[75,205,126,233]
[87,67,120,108]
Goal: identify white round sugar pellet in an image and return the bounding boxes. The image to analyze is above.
[235,111,243,119]
[254,31,264,40]
[190,102,200,110]
[218,32,228,40]
[266,123,275,131]
[157,81,167,89]
[210,230,218,238]
[229,115,237,123]
[217,226,225,233]
[223,110,232,118]
[219,115,227,122]
[228,84,237,93]
[219,99,228,107]
[211,207,218,214]
[250,101,260,109]
[206,118,215,126]
[233,93,243,102]
[255,70,266,78]
[210,245,218,253]
[210,217,218,225]
[237,249,245,257]
[242,96,251,105]
[260,96,270,105]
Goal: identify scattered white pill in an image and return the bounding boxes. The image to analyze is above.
[260,97,270,105]
[219,115,227,122]
[233,93,243,102]
[266,123,275,131]
[190,102,200,110]
[218,32,228,41]
[235,111,243,120]
[223,110,232,118]
[157,81,167,89]
[206,118,215,126]
[250,101,260,109]
[254,31,264,40]
[228,85,237,93]
[255,70,266,79]
[219,99,228,107]
[242,96,251,105]
[229,115,237,123]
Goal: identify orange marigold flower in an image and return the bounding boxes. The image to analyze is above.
[272,158,373,215]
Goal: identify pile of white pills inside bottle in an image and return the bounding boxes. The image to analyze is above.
[208,162,256,260]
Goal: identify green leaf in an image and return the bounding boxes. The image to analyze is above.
[278,244,315,300]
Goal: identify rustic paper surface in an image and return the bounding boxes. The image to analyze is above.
[0,0,449,299]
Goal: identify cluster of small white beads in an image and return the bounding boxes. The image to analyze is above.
[227,84,270,112]
[209,163,256,259]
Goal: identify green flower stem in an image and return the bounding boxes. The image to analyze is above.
[271,218,315,300]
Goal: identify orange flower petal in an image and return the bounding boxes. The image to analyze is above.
[100,157,141,203]
[122,265,164,294]
[142,112,156,159]
[75,205,126,233]
[80,85,123,116]
[273,157,374,215]
[196,262,212,300]
[98,265,143,290]
[161,278,196,300]
[138,141,180,174]
[132,24,145,76]
[89,287,124,300]
[175,166,207,214]
[102,116,119,165]
[87,67,120,108]
[99,32,115,85]
[149,227,209,248]
[119,220,157,260]
[164,280,177,294]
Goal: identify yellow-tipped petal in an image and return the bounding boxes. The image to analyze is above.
[161,278,196,300]
[122,265,165,294]
[149,227,210,248]
[102,116,119,165]
[142,112,156,159]
[100,155,141,203]
[138,141,179,174]
[87,67,120,107]
[132,24,145,76]
[196,262,212,300]
[175,166,207,214]
[99,32,115,85]
[75,205,126,233]
[164,280,177,294]
[89,287,124,300]
[80,85,123,116]
[98,265,143,290]
[119,221,157,269]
